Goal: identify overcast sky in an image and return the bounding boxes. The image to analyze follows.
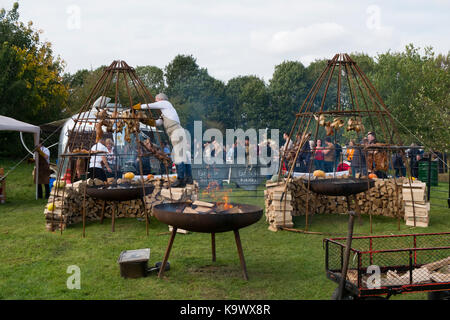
[1,0,449,82]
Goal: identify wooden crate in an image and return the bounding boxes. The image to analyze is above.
[404,202,430,218]
[271,191,292,201]
[402,187,426,203]
[405,216,429,227]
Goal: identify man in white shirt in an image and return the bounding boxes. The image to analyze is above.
[141,93,192,187]
[88,138,111,182]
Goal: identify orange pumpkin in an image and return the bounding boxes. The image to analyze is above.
[147,174,154,180]
[124,172,135,180]
[368,173,378,179]
[313,170,326,178]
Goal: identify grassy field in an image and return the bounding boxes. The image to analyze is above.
[0,159,449,300]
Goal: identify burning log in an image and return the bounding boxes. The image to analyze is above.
[222,206,244,214]
[192,200,215,208]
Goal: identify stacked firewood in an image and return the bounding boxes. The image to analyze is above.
[285,176,405,217]
[348,256,450,287]
[402,181,429,227]
[264,176,406,227]
[44,177,198,232]
[264,181,294,231]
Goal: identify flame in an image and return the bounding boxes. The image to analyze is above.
[222,193,233,210]
[201,182,233,210]
[222,189,233,210]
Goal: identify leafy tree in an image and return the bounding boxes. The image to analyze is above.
[0,2,67,124]
[269,60,308,133]
[372,44,450,151]
[225,75,269,129]
[135,65,165,96]
[164,54,201,96]
[62,69,90,88]
[164,55,227,135]
[0,2,68,157]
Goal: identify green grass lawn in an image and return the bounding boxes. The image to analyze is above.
[0,159,449,300]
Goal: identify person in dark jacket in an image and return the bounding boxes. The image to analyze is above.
[407,143,422,178]
[351,139,368,177]
[294,140,311,173]
[35,139,51,199]
[392,151,406,177]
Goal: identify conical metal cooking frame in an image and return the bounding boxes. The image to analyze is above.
[49,60,173,237]
[276,53,422,232]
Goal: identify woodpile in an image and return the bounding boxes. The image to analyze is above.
[285,176,405,217]
[264,181,294,231]
[264,176,409,231]
[402,181,429,227]
[44,177,198,232]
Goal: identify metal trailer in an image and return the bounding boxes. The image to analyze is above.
[324,232,450,300]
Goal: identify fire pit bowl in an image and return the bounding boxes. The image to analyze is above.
[153,202,263,233]
[153,201,263,280]
[86,184,155,201]
[303,178,375,197]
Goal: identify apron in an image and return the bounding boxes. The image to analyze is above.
[162,114,188,164]
[34,153,51,185]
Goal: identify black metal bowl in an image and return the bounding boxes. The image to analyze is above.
[153,202,263,233]
[303,178,375,196]
[86,184,155,201]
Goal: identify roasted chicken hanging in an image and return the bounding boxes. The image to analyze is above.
[324,121,334,136]
[95,121,103,143]
[314,114,326,126]
[367,143,389,172]
[346,118,365,133]
[94,105,158,144]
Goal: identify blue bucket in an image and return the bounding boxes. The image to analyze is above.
[49,178,56,192]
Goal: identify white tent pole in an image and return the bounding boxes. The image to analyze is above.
[20,131,35,156]
[34,131,40,200]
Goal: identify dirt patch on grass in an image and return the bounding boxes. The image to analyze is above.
[187,264,240,276]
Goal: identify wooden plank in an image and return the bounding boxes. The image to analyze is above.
[431,272,450,283]
[405,219,429,227]
[404,202,430,218]
[169,225,189,234]
[402,182,426,189]
[192,200,215,208]
[194,206,214,213]
[269,203,294,211]
[402,189,426,202]
[422,256,450,272]
[272,193,292,201]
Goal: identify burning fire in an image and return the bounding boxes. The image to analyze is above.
[221,194,233,210]
[201,181,233,209]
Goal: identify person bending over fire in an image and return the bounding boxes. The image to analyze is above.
[140,93,193,187]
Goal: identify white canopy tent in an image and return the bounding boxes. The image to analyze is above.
[0,115,41,199]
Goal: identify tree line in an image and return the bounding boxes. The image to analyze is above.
[1,2,449,158]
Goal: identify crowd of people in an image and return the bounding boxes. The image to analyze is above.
[280,131,425,178]
[34,90,430,195]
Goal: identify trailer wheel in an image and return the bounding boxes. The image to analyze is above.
[331,287,357,300]
[427,290,450,300]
